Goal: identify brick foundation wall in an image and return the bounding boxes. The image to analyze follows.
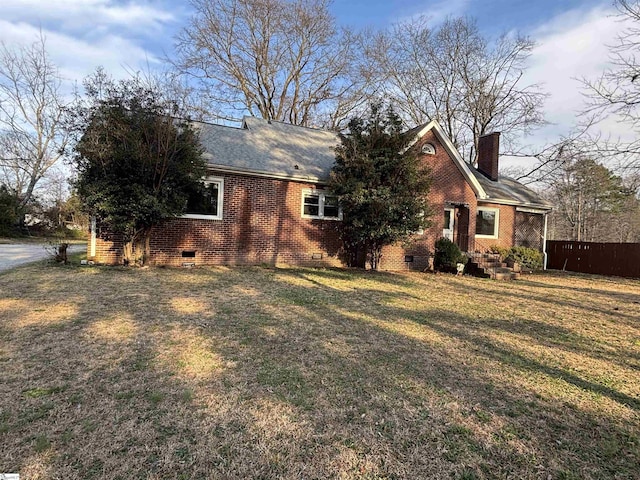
[88,229,124,265]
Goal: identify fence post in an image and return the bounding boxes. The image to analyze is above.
[542,213,549,270]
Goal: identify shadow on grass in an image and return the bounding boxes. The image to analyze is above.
[400,307,640,410]
[1,264,638,479]
[456,275,640,328]
[385,284,640,373]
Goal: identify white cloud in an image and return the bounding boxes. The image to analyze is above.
[423,0,470,25]
[394,0,471,26]
[501,3,634,173]
[0,21,160,84]
[0,0,175,34]
[0,1,180,86]
[523,4,630,143]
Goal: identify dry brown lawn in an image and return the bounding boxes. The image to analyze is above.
[0,261,639,479]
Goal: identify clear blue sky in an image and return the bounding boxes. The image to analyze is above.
[330,0,605,34]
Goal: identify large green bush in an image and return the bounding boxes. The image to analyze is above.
[331,103,432,270]
[0,186,20,236]
[509,246,543,270]
[434,237,466,272]
[490,245,543,271]
[70,73,206,266]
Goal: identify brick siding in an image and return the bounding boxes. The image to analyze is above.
[474,202,516,252]
[88,229,124,265]
[378,131,480,271]
[90,174,343,268]
[88,130,519,270]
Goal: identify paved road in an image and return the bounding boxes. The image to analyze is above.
[0,243,84,272]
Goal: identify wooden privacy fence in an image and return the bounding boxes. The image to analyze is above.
[546,241,640,278]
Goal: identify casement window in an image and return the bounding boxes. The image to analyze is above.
[302,189,341,220]
[475,207,499,238]
[183,176,224,220]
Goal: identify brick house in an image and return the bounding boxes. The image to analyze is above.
[87,116,552,270]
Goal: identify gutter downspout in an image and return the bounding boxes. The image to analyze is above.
[542,211,549,270]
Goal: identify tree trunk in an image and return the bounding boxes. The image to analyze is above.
[141,230,151,266]
[122,240,133,266]
[121,228,152,266]
[134,228,152,266]
[19,174,40,211]
[369,244,382,270]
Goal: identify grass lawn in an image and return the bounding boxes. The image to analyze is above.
[0,262,638,479]
[0,237,87,245]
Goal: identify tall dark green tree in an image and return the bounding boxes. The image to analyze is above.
[547,157,634,241]
[70,71,207,265]
[0,184,20,236]
[330,103,432,270]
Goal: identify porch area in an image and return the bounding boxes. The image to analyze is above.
[465,252,522,280]
[442,206,546,280]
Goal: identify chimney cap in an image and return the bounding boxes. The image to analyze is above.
[479,131,501,138]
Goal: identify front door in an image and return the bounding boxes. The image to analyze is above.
[456,207,470,251]
[443,208,455,240]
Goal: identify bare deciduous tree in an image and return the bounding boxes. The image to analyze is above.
[371,16,546,164]
[174,0,370,128]
[580,0,640,172]
[583,1,640,123]
[504,120,599,185]
[0,33,69,212]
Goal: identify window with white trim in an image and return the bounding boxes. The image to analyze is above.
[183,176,224,220]
[475,207,499,238]
[302,190,341,220]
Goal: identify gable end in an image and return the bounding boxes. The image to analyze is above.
[405,121,487,200]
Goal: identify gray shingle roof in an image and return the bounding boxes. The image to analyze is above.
[194,116,551,210]
[194,116,339,182]
[470,168,552,209]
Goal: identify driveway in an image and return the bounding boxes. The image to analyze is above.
[0,243,84,272]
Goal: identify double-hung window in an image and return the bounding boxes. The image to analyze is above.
[475,207,499,238]
[183,176,224,220]
[302,190,341,220]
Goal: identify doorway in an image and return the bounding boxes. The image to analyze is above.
[443,208,454,241]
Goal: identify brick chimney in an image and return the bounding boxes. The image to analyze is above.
[477,132,500,181]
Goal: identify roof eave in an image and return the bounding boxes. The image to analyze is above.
[479,197,553,211]
[207,163,327,184]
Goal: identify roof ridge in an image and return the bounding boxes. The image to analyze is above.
[192,119,245,130]
[243,115,337,134]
